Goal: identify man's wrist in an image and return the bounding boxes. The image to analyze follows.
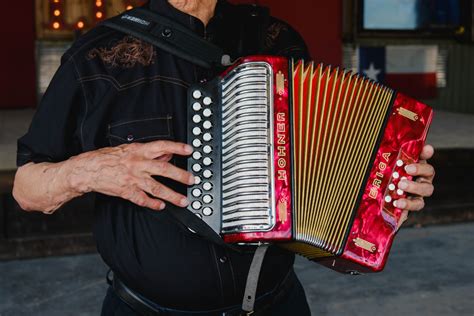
[64,154,93,195]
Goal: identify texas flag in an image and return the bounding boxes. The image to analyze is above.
[358,45,438,99]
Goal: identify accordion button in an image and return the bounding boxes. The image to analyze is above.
[397,189,404,196]
[193,102,202,111]
[203,157,213,166]
[203,182,213,191]
[203,195,213,204]
[203,121,213,129]
[192,164,202,172]
[192,139,202,148]
[194,176,202,185]
[203,207,213,216]
[203,170,213,178]
[392,172,400,179]
[203,97,212,105]
[203,145,212,154]
[193,90,202,99]
[192,115,202,124]
[396,159,404,167]
[192,151,203,160]
[388,183,396,191]
[192,188,202,197]
[384,196,392,203]
[203,133,213,142]
[203,108,213,117]
[192,127,202,136]
[192,201,202,210]
[219,256,228,264]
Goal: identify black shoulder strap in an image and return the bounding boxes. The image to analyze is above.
[101,7,230,68]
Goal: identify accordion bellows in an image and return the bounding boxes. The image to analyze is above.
[187,56,433,273]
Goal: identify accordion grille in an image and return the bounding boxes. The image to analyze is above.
[291,61,394,256]
[220,62,275,233]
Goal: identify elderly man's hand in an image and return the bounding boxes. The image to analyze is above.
[68,140,195,211]
[395,144,435,227]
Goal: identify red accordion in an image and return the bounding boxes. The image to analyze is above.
[186,56,433,274]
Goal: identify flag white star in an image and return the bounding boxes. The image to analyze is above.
[363,62,381,81]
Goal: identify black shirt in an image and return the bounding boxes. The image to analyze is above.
[17,0,309,310]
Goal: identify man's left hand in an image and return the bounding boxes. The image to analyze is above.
[395,145,435,227]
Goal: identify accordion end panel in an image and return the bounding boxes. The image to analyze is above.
[318,93,433,273]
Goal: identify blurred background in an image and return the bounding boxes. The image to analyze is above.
[0,0,473,315]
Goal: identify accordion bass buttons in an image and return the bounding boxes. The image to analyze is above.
[192,90,202,99]
[203,157,213,166]
[192,188,202,198]
[203,145,213,154]
[192,115,202,124]
[203,108,213,117]
[192,127,202,136]
[202,195,213,204]
[192,139,202,148]
[203,170,213,179]
[192,151,203,160]
[203,97,213,105]
[202,207,213,216]
[203,121,212,129]
[203,133,213,142]
[203,182,213,191]
[193,102,202,111]
[192,201,202,210]
[192,164,202,172]
[194,176,202,185]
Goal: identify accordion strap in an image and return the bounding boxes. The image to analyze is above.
[101,7,231,68]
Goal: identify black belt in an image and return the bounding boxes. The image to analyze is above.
[110,270,296,316]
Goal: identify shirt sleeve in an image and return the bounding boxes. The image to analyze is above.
[17,55,85,167]
[264,18,311,61]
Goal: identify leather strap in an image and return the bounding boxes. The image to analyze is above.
[102,7,230,69]
[242,245,270,312]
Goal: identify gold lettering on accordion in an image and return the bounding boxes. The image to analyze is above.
[276,71,285,96]
[397,107,419,121]
[353,237,377,253]
[276,112,288,183]
[368,153,391,200]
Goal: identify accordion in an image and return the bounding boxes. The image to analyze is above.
[186,56,433,274]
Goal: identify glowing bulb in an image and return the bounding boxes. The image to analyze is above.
[96,1,102,7]
[53,22,60,29]
[53,0,60,3]
[126,5,133,10]
[96,11,103,19]
[77,21,85,29]
[54,9,61,16]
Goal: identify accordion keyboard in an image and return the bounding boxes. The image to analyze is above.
[187,62,276,235]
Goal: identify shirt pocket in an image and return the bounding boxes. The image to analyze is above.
[107,115,174,146]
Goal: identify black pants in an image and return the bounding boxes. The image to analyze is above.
[101,276,311,316]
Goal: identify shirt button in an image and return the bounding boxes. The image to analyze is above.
[219,256,228,264]
[127,135,134,142]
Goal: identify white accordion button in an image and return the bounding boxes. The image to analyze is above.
[192,90,202,99]
[388,183,396,191]
[203,157,213,166]
[392,172,400,179]
[202,195,213,204]
[203,170,213,179]
[203,97,212,105]
[203,121,212,129]
[203,109,213,117]
[192,151,202,160]
[192,201,202,210]
[192,163,202,172]
[192,102,202,111]
[192,127,202,136]
[385,196,392,203]
[194,176,202,185]
[192,115,202,124]
[396,159,404,167]
[397,189,404,196]
[203,145,212,154]
[203,133,212,142]
[192,188,202,198]
[202,207,213,216]
[203,182,213,191]
[192,139,202,148]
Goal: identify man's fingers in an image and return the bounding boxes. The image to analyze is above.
[145,160,195,185]
[404,162,435,180]
[141,140,193,159]
[127,190,165,211]
[420,144,434,161]
[394,196,425,212]
[140,178,189,208]
[398,179,434,197]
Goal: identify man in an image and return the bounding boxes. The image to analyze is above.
[12,0,435,315]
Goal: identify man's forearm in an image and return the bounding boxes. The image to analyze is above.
[12,158,85,214]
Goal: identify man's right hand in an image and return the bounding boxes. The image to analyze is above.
[13,141,194,213]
